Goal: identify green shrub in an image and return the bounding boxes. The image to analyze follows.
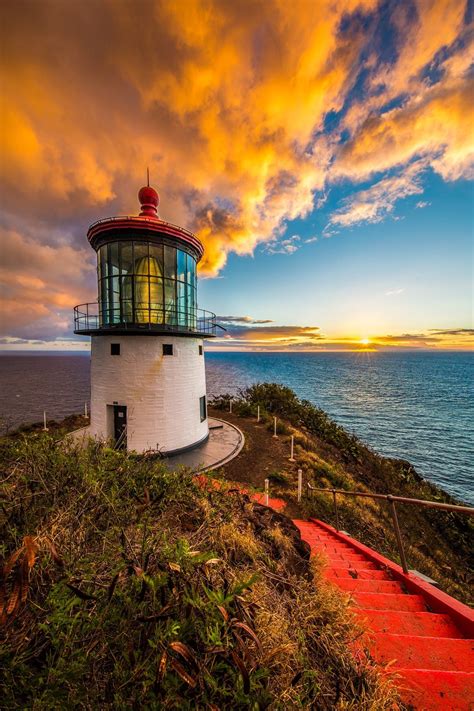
[268,471,290,486]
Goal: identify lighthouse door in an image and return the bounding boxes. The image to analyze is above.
[113,405,127,448]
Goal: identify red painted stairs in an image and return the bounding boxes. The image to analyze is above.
[293,518,474,710]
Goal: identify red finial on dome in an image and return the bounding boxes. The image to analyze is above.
[138,168,159,217]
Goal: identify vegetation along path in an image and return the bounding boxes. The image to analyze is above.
[210,384,474,709]
[2,384,473,708]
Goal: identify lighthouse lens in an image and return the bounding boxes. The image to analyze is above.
[98,241,197,329]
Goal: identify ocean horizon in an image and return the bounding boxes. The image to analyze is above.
[1,349,473,505]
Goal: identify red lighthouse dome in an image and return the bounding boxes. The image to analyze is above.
[138,184,159,217]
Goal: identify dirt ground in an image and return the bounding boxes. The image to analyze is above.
[209,406,304,518]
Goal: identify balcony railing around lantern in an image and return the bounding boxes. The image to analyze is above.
[73,302,221,336]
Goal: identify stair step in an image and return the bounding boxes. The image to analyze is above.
[308,544,361,555]
[369,634,474,672]
[394,669,474,710]
[303,539,356,550]
[322,559,379,570]
[332,578,404,594]
[322,548,367,560]
[353,609,462,638]
[314,545,359,554]
[351,592,426,612]
[303,534,343,543]
[325,568,393,581]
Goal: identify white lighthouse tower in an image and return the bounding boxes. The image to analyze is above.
[74,182,218,454]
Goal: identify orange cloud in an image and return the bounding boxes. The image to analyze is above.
[209,326,474,351]
[0,0,375,274]
[0,0,472,343]
[0,229,94,339]
[336,74,474,183]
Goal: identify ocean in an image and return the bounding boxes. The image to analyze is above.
[0,351,472,504]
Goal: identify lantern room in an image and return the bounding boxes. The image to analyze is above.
[75,183,216,337]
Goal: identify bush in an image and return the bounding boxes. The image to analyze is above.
[211,383,363,459]
[268,471,290,486]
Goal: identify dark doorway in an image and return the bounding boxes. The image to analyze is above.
[113,405,127,448]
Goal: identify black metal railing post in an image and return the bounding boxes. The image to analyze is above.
[387,495,409,574]
[332,489,340,531]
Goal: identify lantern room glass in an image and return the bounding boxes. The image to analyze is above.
[97,242,197,328]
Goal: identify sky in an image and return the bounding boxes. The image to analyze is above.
[0,0,473,352]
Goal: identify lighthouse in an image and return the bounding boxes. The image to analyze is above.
[74,182,218,454]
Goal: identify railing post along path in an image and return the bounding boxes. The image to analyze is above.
[332,489,340,531]
[43,411,48,432]
[257,405,260,423]
[297,469,303,502]
[264,478,269,506]
[387,495,409,574]
[229,398,233,414]
[273,417,278,438]
[289,435,295,462]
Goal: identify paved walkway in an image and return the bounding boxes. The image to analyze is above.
[165,418,244,473]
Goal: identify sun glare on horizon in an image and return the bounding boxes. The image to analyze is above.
[360,338,370,345]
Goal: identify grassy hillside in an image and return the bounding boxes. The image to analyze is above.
[211,384,473,606]
[1,430,396,709]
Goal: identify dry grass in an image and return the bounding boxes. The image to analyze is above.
[0,430,401,709]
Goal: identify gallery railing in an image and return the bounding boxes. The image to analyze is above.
[73,302,221,336]
[306,483,474,574]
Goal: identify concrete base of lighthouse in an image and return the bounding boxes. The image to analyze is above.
[89,334,208,454]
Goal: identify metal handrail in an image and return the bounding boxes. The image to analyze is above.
[306,483,474,574]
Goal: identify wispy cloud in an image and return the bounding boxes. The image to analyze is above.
[428,328,474,336]
[264,234,301,255]
[221,325,322,342]
[328,161,426,228]
[216,316,274,324]
[385,288,405,296]
[416,201,431,209]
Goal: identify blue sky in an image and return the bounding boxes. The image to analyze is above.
[200,175,473,341]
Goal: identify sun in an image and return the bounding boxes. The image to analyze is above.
[359,338,370,345]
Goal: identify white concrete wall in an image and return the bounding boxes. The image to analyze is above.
[89,334,208,453]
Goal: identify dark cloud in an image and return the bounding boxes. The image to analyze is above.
[375,333,442,344]
[428,328,474,336]
[217,316,274,324]
[220,325,322,340]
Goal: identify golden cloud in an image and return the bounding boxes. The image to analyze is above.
[337,74,474,182]
[0,0,472,343]
[209,324,474,351]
